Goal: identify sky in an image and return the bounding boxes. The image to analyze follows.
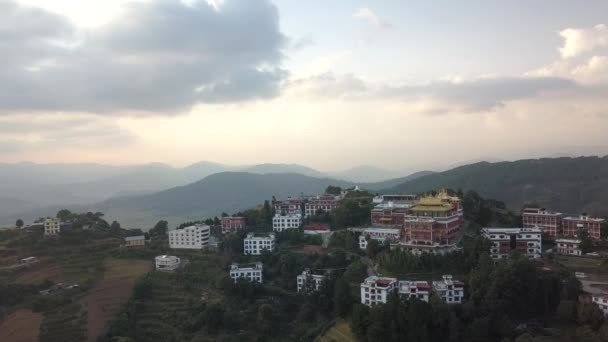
[1,0,608,172]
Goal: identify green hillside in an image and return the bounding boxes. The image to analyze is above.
[385,156,608,215]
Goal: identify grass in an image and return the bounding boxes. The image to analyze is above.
[39,302,87,342]
[317,319,356,342]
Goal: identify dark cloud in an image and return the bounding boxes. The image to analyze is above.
[0,0,287,114]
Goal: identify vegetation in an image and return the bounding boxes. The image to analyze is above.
[386,156,608,215]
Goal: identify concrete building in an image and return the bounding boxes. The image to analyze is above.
[370,195,416,227]
[124,235,145,247]
[230,262,263,283]
[398,281,431,302]
[168,224,211,249]
[360,276,398,306]
[522,207,562,236]
[155,255,180,272]
[273,213,302,232]
[394,241,460,255]
[555,239,582,256]
[432,275,464,304]
[592,294,608,316]
[244,233,276,255]
[352,227,401,250]
[562,214,604,240]
[222,216,246,234]
[44,218,61,236]
[296,269,326,292]
[304,195,340,217]
[273,198,303,215]
[482,227,542,260]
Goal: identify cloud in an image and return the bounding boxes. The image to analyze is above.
[291,73,582,113]
[559,24,608,58]
[0,0,287,115]
[0,114,136,153]
[353,7,392,29]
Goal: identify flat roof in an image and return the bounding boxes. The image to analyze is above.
[125,235,145,241]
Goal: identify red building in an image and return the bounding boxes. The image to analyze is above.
[222,216,246,234]
[403,191,464,244]
[522,208,562,236]
[562,214,604,240]
[305,195,340,217]
[303,224,331,234]
[273,198,303,215]
[371,206,408,227]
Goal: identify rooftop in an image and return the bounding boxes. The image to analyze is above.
[125,235,145,241]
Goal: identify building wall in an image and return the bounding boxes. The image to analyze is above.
[169,224,210,249]
[244,235,276,255]
[272,214,301,231]
[44,218,61,236]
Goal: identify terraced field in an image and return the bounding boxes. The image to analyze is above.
[133,272,198,342]
[317,319,356,342]
[39,303,87,342]
[83,259,152,342]
[0,309,43,342]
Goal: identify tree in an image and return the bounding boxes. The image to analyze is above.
[257,304,274,335]
[56,209,72,221]
[149,220,168,238]
[15,218,24,229]
[333,277,352,317]
[351,304,370,338]
[578,228,593,254]
[325,185,342,196]
[110,221,122,232]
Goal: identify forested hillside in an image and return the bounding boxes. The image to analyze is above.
[385,156,608,215]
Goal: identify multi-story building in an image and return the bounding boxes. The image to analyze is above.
[230,262,263,283]
[303,224,331,235]
[244,233,276,255]
[398,281,431,302]
[370,194,415,227]
[296,268,326,292]
[592,294,608,316]
[562,214,604,240]
[403,191,464,245]
[124,235,145,247]
[482,227,542,260]
[360,276,398,306]
[351,227,401,249]
[155,255,181,272]
[522,207,562,236]
[432,275,464,304]
[272,213,302,232]
[168,224,211,249]
[555,239,582,256]
[305,195,340,217]
[273,197,303,215]
[44,218,61,236]
[222,216,246,234]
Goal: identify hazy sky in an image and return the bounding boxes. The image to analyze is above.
[1,0,608,172]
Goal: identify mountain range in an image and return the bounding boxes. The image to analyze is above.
[2,156,607,228]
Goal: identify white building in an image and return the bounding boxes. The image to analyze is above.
[230,262,263,283]
[432,275,464,304]
[273,213,302,232]
[398,281,431,302]
[353,227,401,249]
[244,233,276,255]
[360,276,398,306]
[44,218,61,236]
[555,239,582,256]
[168,224,210,249]
[155,255,180,272]
[296,269,326,293]
[592,294,608,316]
[482,227,542,260]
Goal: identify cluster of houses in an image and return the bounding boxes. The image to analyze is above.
[360,275,464,307]
[522,207,604,240]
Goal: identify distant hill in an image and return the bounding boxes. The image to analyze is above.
[91,172,355,227]
[384,156,608,215]
[240,163,326,178]
[329,165,402,183]
[363,171,435,190]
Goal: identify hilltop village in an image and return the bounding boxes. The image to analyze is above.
[2,187,608,341]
